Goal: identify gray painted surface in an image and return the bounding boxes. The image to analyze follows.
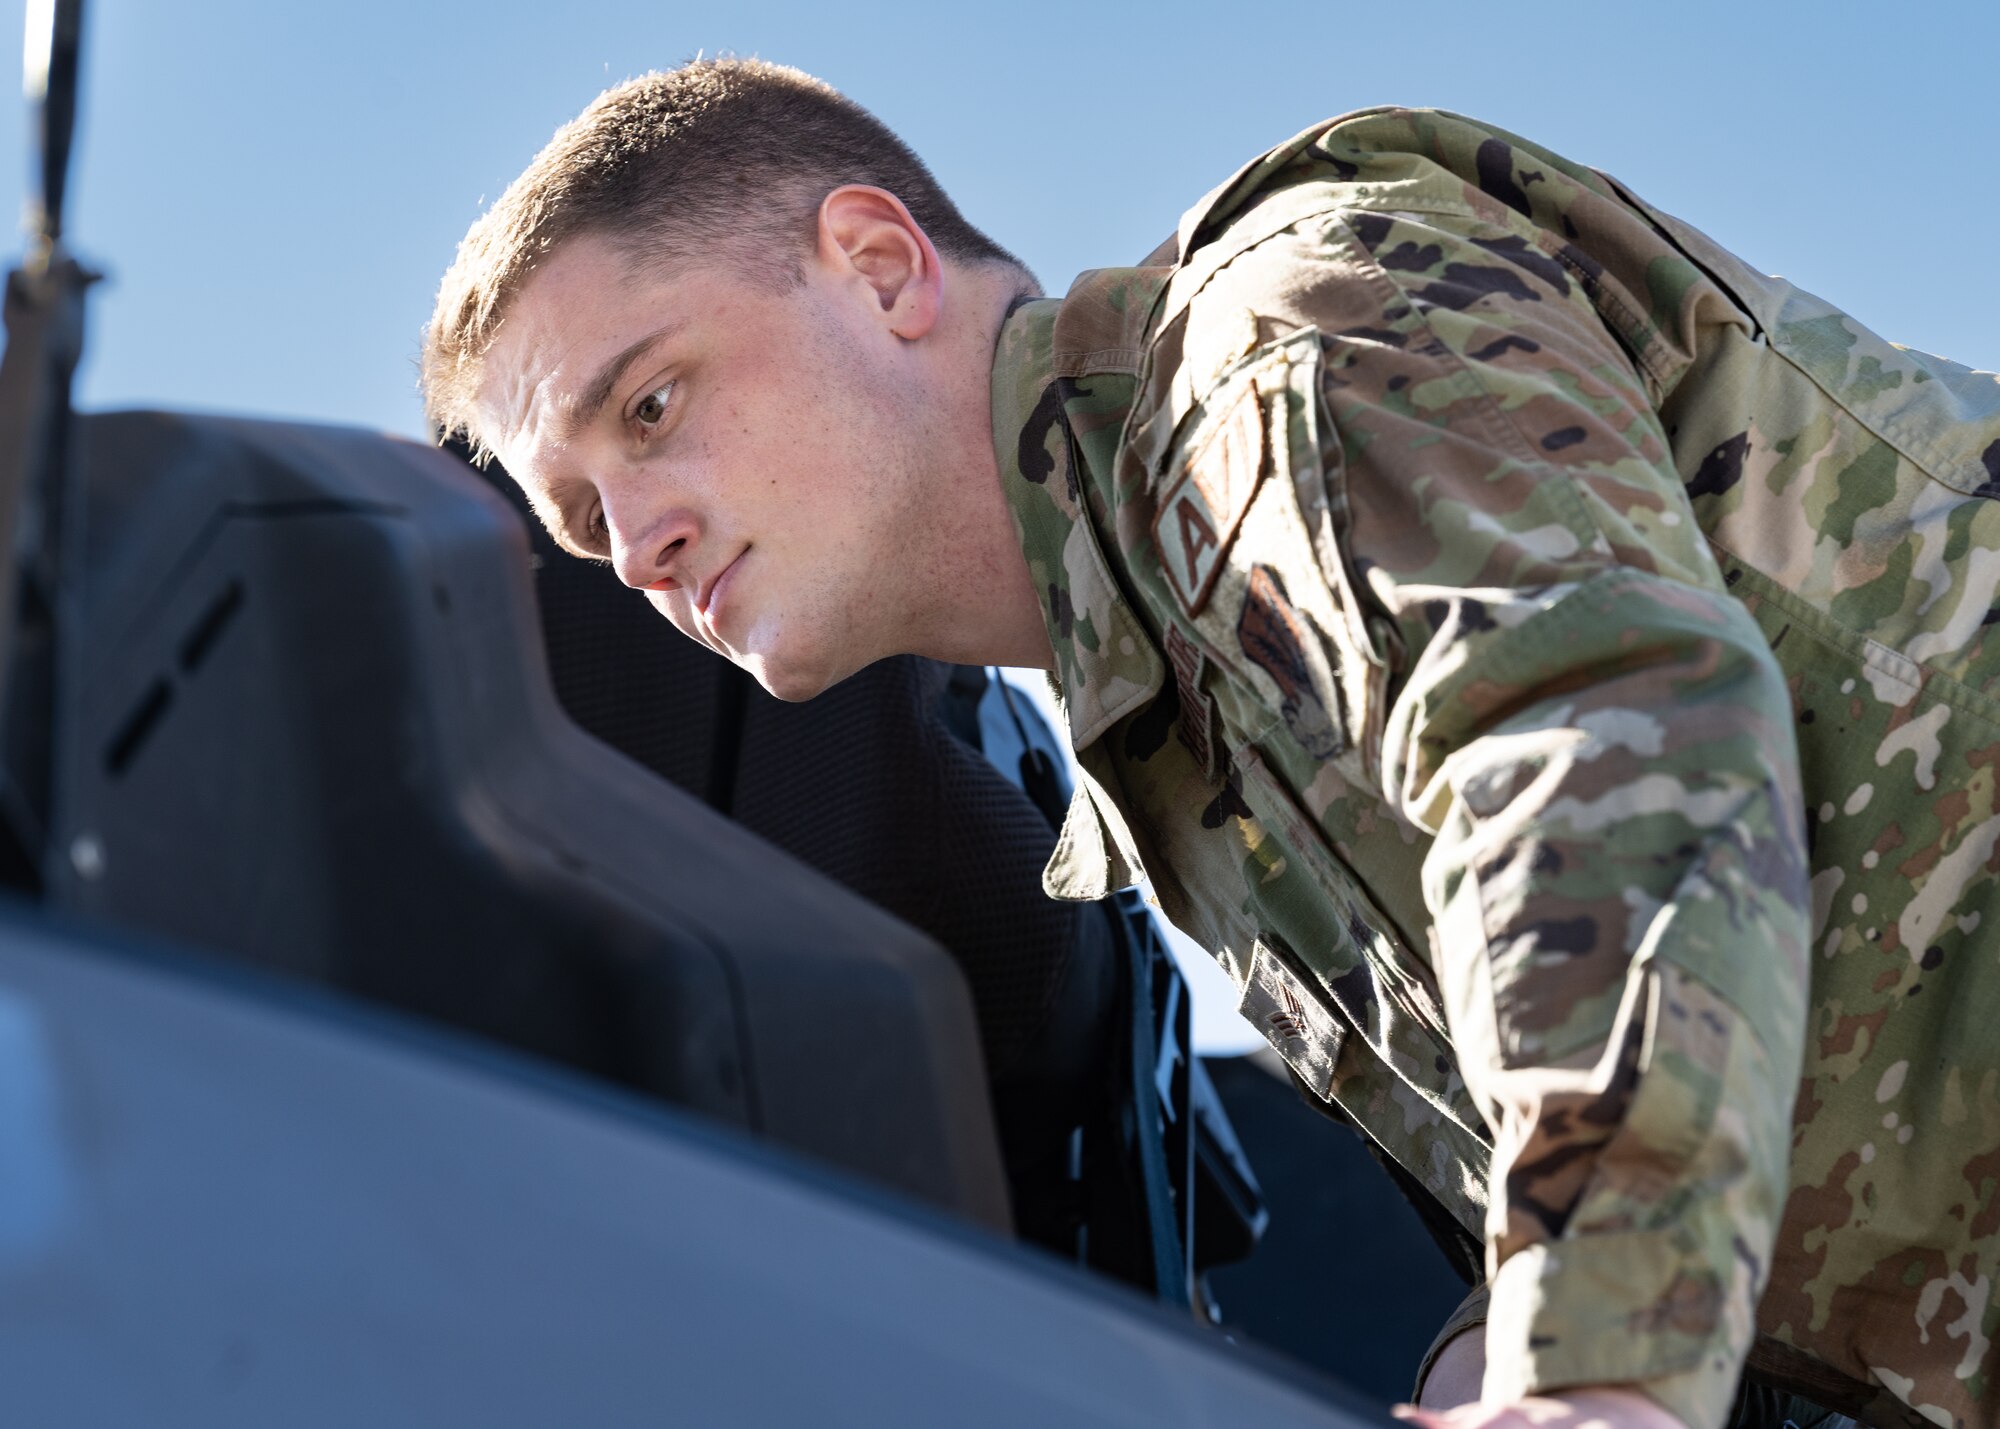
[0,917,1383,1428]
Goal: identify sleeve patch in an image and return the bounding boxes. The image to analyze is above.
[1152,378,1266,616]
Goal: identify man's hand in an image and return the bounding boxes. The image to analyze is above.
[1394,1387,1693,1429]
[1402,1328,1694,1429]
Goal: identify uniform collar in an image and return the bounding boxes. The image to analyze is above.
[991,266,1172,898]
[991,269,1172,754]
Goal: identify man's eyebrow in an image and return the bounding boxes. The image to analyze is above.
[557,320,686,441]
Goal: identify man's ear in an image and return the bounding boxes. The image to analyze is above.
[816,185,943,341]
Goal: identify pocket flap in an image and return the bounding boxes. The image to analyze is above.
[1239,935,1347,1100]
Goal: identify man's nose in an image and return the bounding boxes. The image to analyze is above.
[606,500,698,592]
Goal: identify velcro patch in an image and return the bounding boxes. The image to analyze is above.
[1163,622,1220,782]
[1152,379,1266,617]
[1239,938,1345,1101]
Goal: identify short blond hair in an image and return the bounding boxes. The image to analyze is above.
[422,58,1021,454]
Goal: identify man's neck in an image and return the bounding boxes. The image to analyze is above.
[901,262,1055,672]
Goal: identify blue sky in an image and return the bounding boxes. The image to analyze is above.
[0,0,1993,437]
[4,0,1994,1049]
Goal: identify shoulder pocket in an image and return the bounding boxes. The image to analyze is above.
[1151,329,1388,779]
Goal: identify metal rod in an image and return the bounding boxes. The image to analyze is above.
[0,0,92,883]
[25,0,84,252]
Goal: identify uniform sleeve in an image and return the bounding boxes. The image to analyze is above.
[1293,203,1810,1429]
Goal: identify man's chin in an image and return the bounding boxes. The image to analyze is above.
[741,647,849,704]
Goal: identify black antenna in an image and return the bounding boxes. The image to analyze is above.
[0,0,94,889]
[27,0,84,248]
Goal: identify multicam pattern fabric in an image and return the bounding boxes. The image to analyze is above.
[992,109,2000,1429]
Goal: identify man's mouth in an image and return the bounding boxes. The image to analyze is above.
[696,547,747,622]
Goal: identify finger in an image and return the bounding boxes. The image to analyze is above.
[1392,1404,1453,1429]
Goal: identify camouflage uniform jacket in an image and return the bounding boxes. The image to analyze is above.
[993,109,2000,1429]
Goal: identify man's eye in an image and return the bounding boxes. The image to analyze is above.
[634,380,675,427]
[585,506,609,545]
